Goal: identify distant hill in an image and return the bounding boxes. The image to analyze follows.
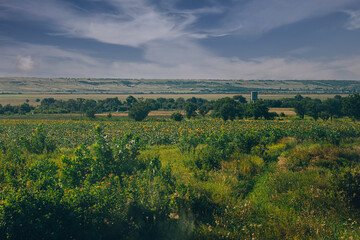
[0,78,359,94]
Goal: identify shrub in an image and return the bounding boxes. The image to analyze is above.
[170,112,183,122]
[128,101,150,121]
[194,147,221,171]
[22,124,56,154]
[333,168,360,208]
[86,108,96,118]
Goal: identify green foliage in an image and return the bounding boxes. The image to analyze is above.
[128,101,151,121]
[212,97,238,121]
[170,112,184,122]
[233,95,247,103]
[283,144,360,171]
[333,168,360,208]
[193,146,222,171]
[184,102,197,119]
[178,133,201,154]
[85,108,96,118]
[343,93,360,120]
[248,101,271,120]
[1,118,360,239]
[198,103,211,117]
[22,124,56,154]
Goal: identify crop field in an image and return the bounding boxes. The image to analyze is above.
[1,117,360,239]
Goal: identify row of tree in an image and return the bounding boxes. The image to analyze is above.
[0,103,34,115]
[120,93,360,122]
[291,94,360,121]
[1,94,360,121]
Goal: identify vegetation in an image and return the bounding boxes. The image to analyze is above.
[3,94,360,123]
[1,93,360,239]
[0,115,360,239]
[128,101,151,122]
[171,112,184,122]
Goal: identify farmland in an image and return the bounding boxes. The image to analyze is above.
[1,116,360,239]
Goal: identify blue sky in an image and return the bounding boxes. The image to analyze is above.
[1,0,360,79]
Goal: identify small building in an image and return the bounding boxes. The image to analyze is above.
[251,91,258,103]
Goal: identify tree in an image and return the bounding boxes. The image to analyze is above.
[294,101,306,119]
[319,111,330,121]
[19,103,32,114]
[126,95,137,108]
[198,103,212,117]
[249,102,270,120]
[212,97,238,121]
[86,108,96,119]
[233,95,247,103]
[294,94,304,101]
[128,101,150,121]
[40,98,56,108]
[184,102,197,119]
[175,97,185,109]
[323,97,343,121]
[83,99,97,113]
[343,93,360,120]
[170,112,183,121]
[305,99,322,121]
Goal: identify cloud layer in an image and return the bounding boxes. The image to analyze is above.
[1,0,360,79]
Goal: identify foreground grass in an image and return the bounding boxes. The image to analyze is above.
[1,119,360,239]
[139,141,360,239]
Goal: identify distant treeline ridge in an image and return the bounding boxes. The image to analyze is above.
[1,94,360,121]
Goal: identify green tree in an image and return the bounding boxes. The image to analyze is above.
[249,102,270,120]
[126,95,138,108]
[128,101,151,121]
[343,93,360,120]
[198,103,212,117]
[19,103,32,114]
[323,96,343,121]
[86,108,96,119]
[170,112,184,121]
[212,97,238,121]
[233,95,247,103]
[294,101,306,119]
[305,99,322,121]
[184,102,197,119]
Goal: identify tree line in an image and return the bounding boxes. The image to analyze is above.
[1,94,360,121]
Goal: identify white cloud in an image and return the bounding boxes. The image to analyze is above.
[0,43,99,77]
[1,0,201,47]
[345,10,360,30]
[218,0,356,36]
[16,56,36,72]
[1,0,360,80]
[1,42,360,80]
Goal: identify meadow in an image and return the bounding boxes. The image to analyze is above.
[1,116,360,239]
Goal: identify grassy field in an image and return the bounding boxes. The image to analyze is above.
[1,116,360,239]
[1,78,359,95]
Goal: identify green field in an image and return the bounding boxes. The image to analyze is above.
[1,116,360,239]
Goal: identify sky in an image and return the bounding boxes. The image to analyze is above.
[1,0,360,80]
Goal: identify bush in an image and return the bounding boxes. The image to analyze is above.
[171,112,183,122]
[333,168,360,208]
[86,108,96,118]
[22,124,56,154]
[194,147,221,171]
[128,101,150,121]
